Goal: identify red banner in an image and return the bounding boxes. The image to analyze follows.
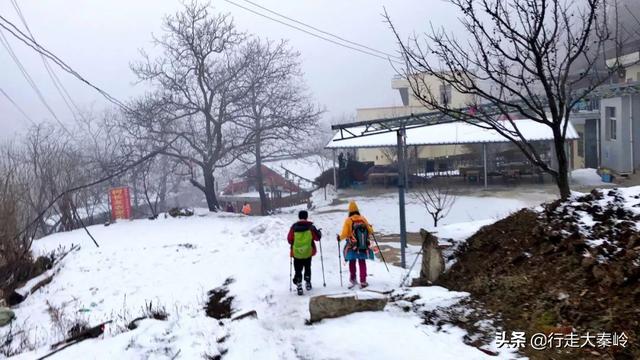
[109,187,132,221]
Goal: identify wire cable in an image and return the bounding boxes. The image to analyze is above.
[0,86,36,125]
[238,0,402,60]
[0,14,132,113]
[10,0,83,121]
[221,0,403,65]
[0,28,73,134]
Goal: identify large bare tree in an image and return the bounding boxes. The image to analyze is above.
[235,39,321,214]
[130,1,251,211]
[387,0,618,199]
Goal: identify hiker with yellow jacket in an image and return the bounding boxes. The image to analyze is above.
[337,200,374,289]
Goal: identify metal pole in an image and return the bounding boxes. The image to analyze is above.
[332,149,338,189]
[567,141,573,184]
[397,128,407,269]
[337,237,343,287]
[483,143,488,189]
[404,141,409,188]
[370,233,390,272]
[319,237,326,287]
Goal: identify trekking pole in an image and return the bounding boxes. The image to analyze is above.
[371,233,390,272]
[289,256,293,292]
[400,247,423,287]
[319,239,327,287]
[336,235,343,287]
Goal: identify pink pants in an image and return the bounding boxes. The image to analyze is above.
[349,259,367,283]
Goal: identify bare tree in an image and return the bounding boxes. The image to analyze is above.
[411,181,456,227]
[308,123,336,176]
[387,0,619,199]
[130,1,251,211]
[379,147,398,164]
[235,39,321,214]
[74,110,130,222]
[0,147,39,301]
[137,154,182,218]
[11,124,87,234]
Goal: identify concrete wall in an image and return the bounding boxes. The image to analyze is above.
[353,74,476,167]
[632,95,640,170]
[391,74,471,109]
[356,106,427,122]
[572,123,586,169]
[600,97,633,173]
[624,64,640,82]
[357,148,393,165]
[356,145,473,166]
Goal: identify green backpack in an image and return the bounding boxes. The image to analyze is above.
[293,229,313,259]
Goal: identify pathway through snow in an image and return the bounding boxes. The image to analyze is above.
[4,206,522,359]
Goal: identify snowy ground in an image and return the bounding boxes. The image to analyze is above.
[571,168,609,186]
[309,192,527,235]
[3,192,525,359]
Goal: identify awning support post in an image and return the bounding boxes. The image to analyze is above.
[332,149,338,189]
[483,143,488,189]
[397,128,407,269]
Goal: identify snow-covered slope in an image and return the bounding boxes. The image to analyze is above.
[3,197,523,359]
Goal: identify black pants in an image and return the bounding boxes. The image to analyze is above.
[293,257,311,284]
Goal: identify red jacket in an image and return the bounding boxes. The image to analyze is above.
[287,220,322,257]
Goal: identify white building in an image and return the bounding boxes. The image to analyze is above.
[355,74,475,167]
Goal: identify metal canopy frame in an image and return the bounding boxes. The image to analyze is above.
[328,81,633,269]
[590,81,640,99]
[329,106,551,269]
[332,81,640,142]
[332,110,459,142]
[331,110,467,269]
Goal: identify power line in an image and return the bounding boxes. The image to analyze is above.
[0,27,72,134]
[10,0,83,121]
[238,0,402,60]
[0,14,132,113]
[221,0,403,65]
[0,87,36,125]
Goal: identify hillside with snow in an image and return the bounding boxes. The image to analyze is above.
[1,192,527,360]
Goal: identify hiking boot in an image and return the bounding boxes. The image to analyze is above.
[296,283,304,296]
[360,282,369,289]
[348,279,358,289]
[305,281,312,291]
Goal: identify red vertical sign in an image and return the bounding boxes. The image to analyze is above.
[109,187,132,221]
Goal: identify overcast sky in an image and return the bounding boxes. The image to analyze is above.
[0,0,462,141]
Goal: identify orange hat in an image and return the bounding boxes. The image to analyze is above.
[348,200,359,213]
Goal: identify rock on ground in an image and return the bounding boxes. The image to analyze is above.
[0,307,15,327]
[309,292,388,323]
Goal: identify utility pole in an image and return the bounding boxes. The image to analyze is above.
[396,127,407,268]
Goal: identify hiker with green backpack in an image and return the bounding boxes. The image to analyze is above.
[287,210,322,295]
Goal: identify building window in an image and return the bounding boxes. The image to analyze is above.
[577,131,584,157]
[439,84,452,106]
[605,106,617,140]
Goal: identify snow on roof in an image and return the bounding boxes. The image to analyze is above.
[326,119,579,149]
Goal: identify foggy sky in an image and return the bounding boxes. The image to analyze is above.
[0,0,459,141]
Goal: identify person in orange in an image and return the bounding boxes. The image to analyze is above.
[241,202,252,215]
[337,200,374,288]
